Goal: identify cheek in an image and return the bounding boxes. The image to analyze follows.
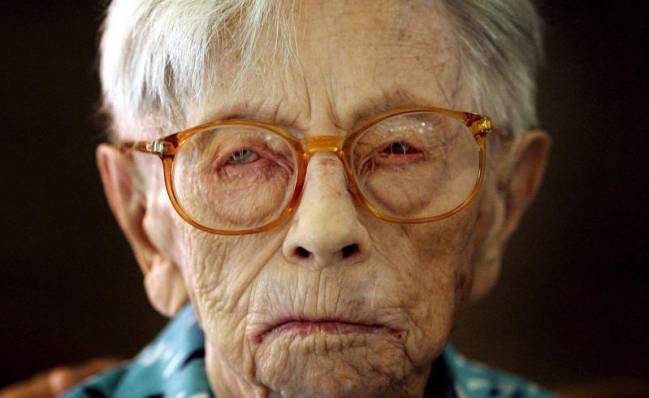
[178,169,292,228]
[368,203,479,365]
[452,270,473,321]
[394,255,458,367]
[142,179,190,271]
[178,227,286,378]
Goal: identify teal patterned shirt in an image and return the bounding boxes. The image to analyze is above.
[63,305,556,398]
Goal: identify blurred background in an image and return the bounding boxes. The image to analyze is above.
[1,0,647,393]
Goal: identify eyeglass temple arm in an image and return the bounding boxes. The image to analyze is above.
[118,140,176,158]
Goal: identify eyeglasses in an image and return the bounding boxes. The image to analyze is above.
[120,106,492,235]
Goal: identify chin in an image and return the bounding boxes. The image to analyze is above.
[254,330,414,398]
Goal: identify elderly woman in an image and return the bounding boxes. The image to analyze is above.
[21,0,553,397]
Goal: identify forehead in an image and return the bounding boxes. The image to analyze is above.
[189,0,462,134]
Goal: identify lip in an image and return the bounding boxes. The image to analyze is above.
[253,318,403,344]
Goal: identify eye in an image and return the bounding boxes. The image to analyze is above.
[227,149,259,165]
[380,142,420,156]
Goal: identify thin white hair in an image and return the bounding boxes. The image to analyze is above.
[99,0,543,140]
[99,0,296,138]
[445,0,544,138]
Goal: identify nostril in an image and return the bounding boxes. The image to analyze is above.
[341,243,360,259]
[294,246,311,259]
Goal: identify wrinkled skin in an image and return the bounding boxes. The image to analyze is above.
[98,0,550,397]
[187,2,468,397]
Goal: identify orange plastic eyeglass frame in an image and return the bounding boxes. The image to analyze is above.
[119,106,492,235]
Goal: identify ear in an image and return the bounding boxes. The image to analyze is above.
[470,130,551,301]
[97,144,188,317]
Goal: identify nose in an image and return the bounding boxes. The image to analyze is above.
[282,153,371,268]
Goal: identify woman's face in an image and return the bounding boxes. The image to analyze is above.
[146,1,490,397]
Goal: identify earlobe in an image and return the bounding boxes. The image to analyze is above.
[96,144,188,316]
[144,254,189,317]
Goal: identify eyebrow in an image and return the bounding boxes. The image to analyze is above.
[199,87,442,133]
[346,88,432,130]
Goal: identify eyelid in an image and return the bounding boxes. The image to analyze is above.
[226,149,259,165]
[215,144,264,167]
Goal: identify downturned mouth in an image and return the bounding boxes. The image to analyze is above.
[257,319,402,343]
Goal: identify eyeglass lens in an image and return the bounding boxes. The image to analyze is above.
[350,112,479,220]
[171,112,479,231]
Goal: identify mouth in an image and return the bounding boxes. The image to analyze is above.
[253,318,403,344]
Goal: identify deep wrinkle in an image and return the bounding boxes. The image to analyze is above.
[193,88,450,138]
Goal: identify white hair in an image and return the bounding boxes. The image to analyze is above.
[445,0,543,138]
[99,0,543,140]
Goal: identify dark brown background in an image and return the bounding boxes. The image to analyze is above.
[1,1,648,391]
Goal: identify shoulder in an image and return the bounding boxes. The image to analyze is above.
[62,305,214,398]
[444,345,559,398]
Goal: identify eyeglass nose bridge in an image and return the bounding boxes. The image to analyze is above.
[297,135,365,204]
[301,135,346,155]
